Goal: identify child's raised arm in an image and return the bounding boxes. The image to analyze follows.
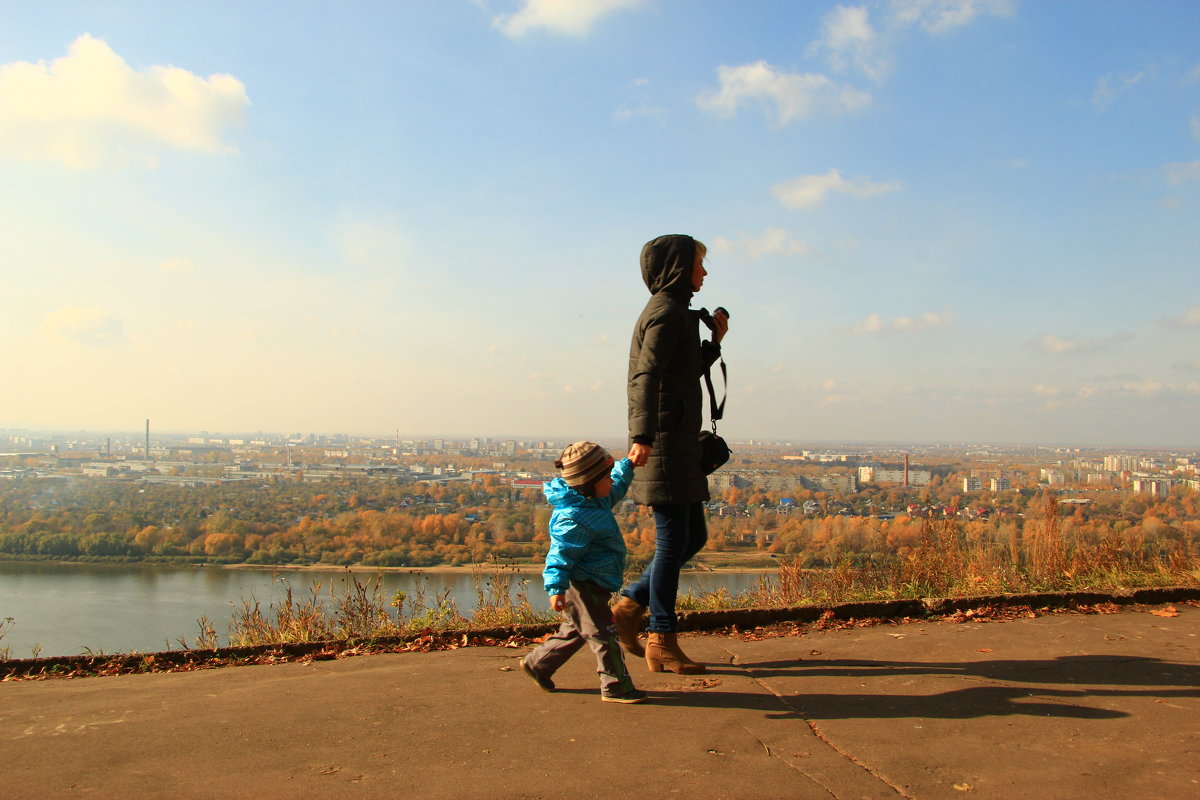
[607,457,635,505]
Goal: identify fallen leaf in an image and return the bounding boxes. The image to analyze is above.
[953,782,973,791]
[1150,606,1179,618]
[977,648,993,653]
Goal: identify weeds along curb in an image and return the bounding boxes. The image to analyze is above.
[673,585,1200,632]
[3,586,1197,681]
[0,623,560,681]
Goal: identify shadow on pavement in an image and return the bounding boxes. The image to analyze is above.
[735,654,1200,687]
[649,685,1132,720]
[624,653,1200,721]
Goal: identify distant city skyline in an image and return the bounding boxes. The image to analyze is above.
[2,2,1198,447]
[3,425,1196,453]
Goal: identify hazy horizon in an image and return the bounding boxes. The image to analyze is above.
[4,424,1196,453]
[3,2,1198,447]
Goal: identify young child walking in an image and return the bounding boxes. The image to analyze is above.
[521,441,646,704]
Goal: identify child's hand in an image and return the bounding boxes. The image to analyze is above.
[549,594,566,612]
[629,443,651,467]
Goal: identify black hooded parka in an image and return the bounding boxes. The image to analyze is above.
[627,234,722,507]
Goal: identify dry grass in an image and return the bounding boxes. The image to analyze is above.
[198,567,556,649]
[714,497,1199,610]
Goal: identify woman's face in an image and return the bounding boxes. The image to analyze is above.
[691,250,707,292]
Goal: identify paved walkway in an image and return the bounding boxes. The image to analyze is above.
[1,604,1197,799]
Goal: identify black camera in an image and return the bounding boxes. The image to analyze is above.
[697,306,730,332]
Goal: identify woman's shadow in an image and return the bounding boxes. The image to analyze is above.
[636,654,1200,720]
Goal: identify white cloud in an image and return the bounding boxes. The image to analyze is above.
[613,103,667,122]
[772,168,902,210]
[696,61,870,126]
[1033,332,1133,355]
[814,5,891,81]
[0,34,248,169]
[39,307,128,346]
[1092,70,1147,111]
[1033,384,1060,398]
[334,217,413,273]
[160,257,195,273]
[1164,160,1200,185]
[613,77,666,122]
[890,0,1014,34]
[711,228,814,258]
[852,309,951,334]
[1122,379,1164,397]
[1034,334,1080,355]
[493,0,644,37]
[1162,305,1200,328]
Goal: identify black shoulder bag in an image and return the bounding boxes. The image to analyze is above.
[697,309,731,475]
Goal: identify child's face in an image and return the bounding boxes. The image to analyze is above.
[591,460,615,498]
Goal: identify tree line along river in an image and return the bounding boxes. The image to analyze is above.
[0,561,769,659]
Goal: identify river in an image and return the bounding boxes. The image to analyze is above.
[0,561,773,659]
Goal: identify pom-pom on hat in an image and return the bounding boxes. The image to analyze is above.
[554,441,612,488]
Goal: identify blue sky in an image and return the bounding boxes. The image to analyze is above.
[1,1,1197,447]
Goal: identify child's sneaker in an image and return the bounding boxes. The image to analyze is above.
[601,687,647,704]
[521,657,555,692]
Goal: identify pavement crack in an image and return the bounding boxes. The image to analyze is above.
[721,645,915,800]
[736,721,837,799]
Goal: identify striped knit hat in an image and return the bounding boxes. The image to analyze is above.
[555,441,612,488]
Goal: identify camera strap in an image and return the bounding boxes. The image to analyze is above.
[703,351,727,427]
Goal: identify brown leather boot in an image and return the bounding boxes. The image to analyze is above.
[612,596,646,658]
[645,632,705,674]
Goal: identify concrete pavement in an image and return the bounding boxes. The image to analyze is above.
[1,603,1197,799]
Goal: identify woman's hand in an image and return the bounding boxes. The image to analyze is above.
[549,594,566,612]
[713,309,729,344]
[628,443,652,467]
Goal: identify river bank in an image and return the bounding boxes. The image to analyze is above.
[0,561,776,659]
[0,552,783,576]
[220,560,780,576]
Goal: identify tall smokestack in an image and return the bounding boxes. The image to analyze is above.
[903,453,909,487]
[145,419,151,462]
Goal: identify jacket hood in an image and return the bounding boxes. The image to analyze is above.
[544,477,589,508]
[640,234,696,297]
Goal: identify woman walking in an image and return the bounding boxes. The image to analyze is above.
[617,234,728,674]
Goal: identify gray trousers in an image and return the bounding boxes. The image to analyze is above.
[525,580,636,695]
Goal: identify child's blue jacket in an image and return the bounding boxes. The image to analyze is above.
[542,458,634,596]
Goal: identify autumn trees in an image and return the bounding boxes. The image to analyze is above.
[0,473,1195,572]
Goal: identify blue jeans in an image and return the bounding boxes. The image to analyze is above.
[621,502,708,633]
